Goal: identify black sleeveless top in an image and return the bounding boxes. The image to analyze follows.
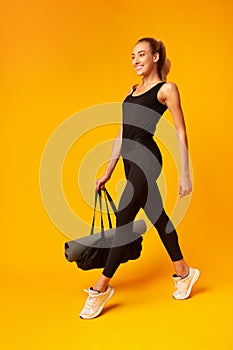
[122,82,168,141]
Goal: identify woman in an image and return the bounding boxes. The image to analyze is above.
[79,37,200,320]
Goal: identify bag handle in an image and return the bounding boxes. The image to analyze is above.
[90,188,117,237]
[90,189,104,236]
[103,189,113,229]
[90,189,98,235]
[103,188,117,214]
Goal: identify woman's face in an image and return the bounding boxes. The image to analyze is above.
[132,41,158,77]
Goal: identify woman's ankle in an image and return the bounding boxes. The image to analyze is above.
[92,284,108,293]
[173,259,190,278]
[176,266,190,278]
[92,275,111,293]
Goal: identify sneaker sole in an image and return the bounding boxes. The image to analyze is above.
[79,287,115,320]
[173,269,200,300]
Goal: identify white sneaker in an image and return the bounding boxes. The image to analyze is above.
[79,285,115,319]
[172,267,200,300]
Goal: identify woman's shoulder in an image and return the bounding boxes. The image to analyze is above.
[161,81,178,90]
[159,81,180,100]
[157,82,181,106]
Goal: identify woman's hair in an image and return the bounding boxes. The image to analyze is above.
[136,37,171,81]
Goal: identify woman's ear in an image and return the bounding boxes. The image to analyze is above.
[153,52,159,63]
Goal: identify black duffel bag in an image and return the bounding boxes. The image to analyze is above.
[64,188,146,270]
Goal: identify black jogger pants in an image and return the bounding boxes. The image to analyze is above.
[102,137,183,278]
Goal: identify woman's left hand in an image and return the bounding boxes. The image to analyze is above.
[179,176,192,198]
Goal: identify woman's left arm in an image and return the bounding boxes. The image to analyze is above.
[162,82,192,198]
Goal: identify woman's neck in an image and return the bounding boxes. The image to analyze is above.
[141,73,161,86]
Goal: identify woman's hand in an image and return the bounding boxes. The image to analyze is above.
[179,175,192,198]
[95,173,111,191]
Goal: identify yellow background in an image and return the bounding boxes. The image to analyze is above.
[1,0,233,349]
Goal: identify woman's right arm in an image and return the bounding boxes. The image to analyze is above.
[95,125,122,191]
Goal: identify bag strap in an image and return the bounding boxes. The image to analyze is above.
[90,189,104,237]
[90,187,117,237]
[90,189,98,235]
[103,188,117,214]
[103,189,113,229]
[98,189,105,238]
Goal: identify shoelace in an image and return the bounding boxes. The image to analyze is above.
[83,289,99,308]
[175,279,189,292]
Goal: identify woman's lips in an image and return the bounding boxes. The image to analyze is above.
[135,65,144,71]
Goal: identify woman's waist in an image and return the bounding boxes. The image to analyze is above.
[122,134,159,152]
[123,126,154,141]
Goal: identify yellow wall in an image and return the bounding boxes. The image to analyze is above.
[1,1,233,349]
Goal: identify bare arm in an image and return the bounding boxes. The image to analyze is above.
[95,125,122,191]
[162,82,192,197]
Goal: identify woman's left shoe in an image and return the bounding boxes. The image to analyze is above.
[172,267,200,300]
[79,285,115,319]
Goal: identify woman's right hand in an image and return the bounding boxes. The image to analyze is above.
[95,173,111,191]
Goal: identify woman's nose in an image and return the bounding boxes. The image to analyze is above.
[133,56,139,65]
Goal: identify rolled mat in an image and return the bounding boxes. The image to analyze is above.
[64,219,147,262]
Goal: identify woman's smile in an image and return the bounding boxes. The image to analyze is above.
[134,64,144,72]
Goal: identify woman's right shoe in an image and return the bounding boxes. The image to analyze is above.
[172,267,200,300]
[79,285,115,320]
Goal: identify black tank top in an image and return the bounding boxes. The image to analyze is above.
[122,82,168,141]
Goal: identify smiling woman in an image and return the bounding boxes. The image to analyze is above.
[79,37,200,320]
[132,38,171,83]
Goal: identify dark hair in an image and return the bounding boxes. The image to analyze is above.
[136,37,171,81]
